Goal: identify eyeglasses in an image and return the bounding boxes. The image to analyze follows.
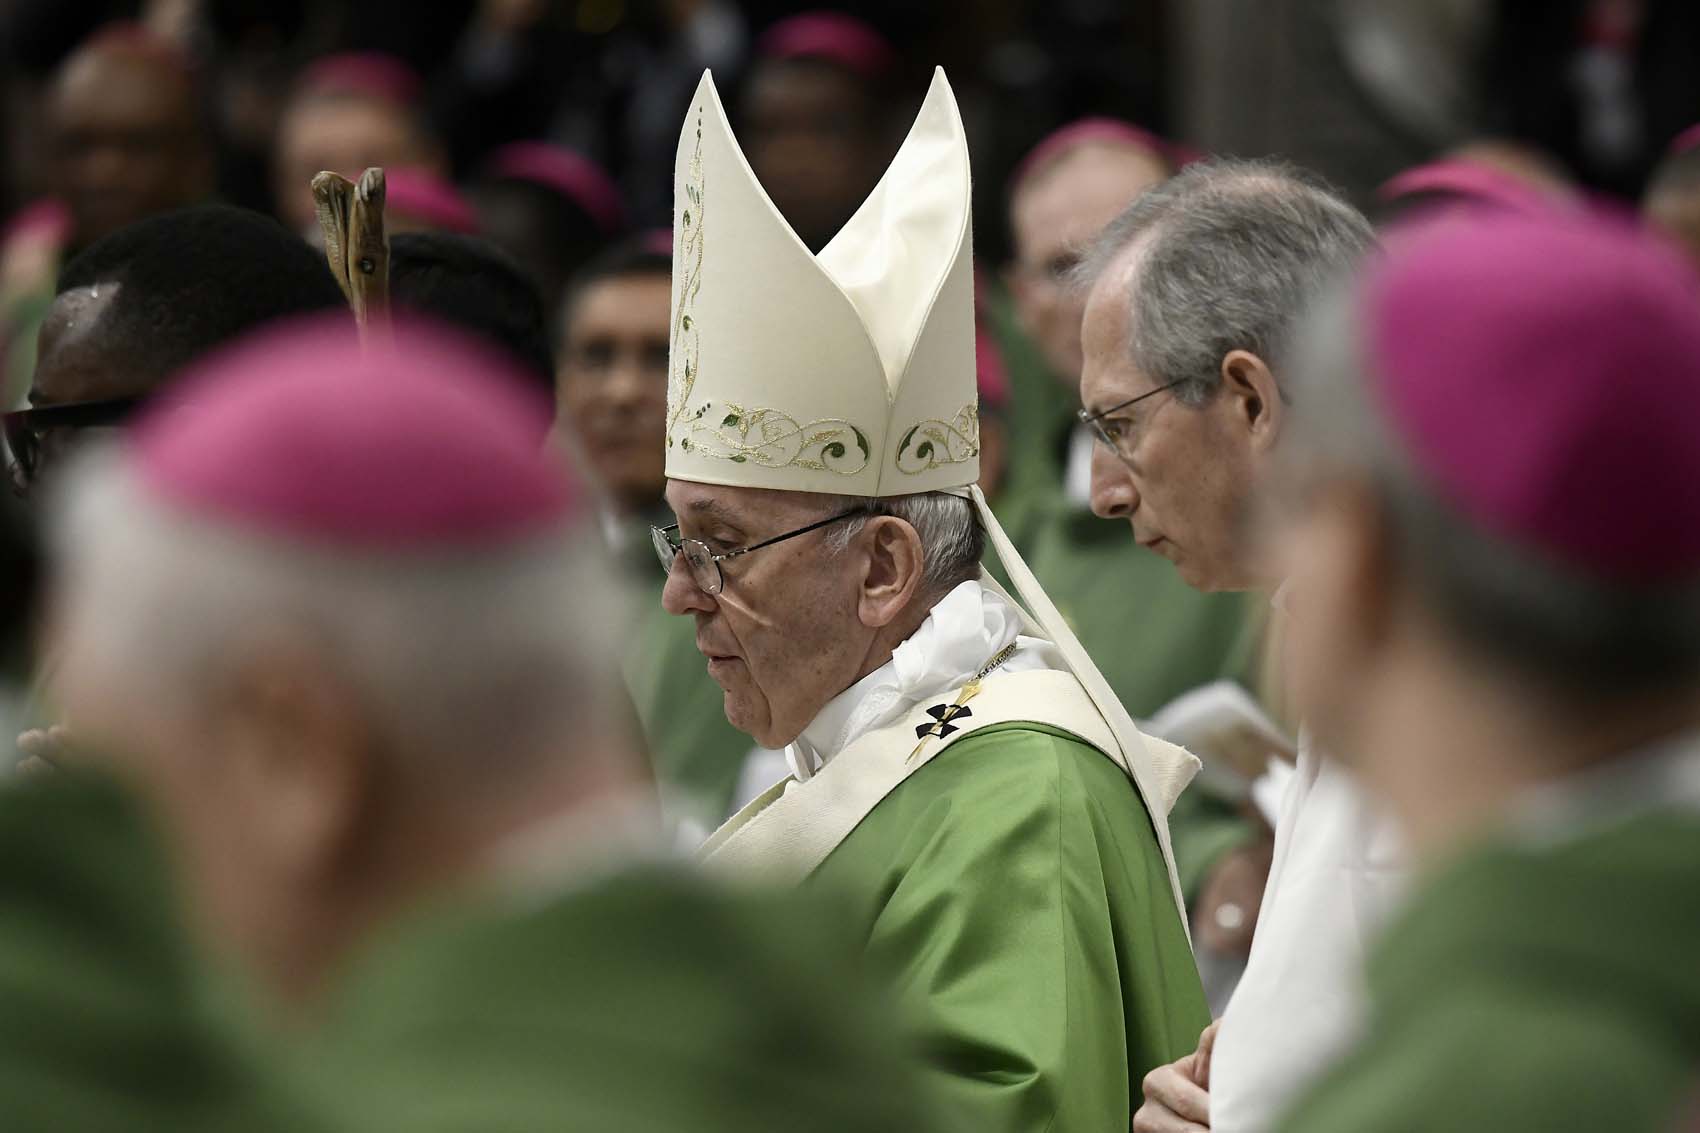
[4,396,146,493]
[1077,379,1187,459]
[651,507,874,595]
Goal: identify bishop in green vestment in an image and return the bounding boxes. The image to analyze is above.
[0,772,323,1133]
[656,68,1210,1132]
[1278,804,1700,1133]
[1255,211,1700,1133]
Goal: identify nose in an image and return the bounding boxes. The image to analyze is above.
[660,551,716,616]
[1088,443,1139,520]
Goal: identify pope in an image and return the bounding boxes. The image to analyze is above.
[658,69,1209,1130]
[1270,213,1700,1131]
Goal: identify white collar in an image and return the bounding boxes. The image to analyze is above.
[1508,729,1700,847]
[785,579,1060,780]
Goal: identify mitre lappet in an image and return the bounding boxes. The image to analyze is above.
[669,67,1202,923]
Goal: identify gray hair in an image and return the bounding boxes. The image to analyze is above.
[1074,158,1376,406]
[49,449,627,795]
[1282,287,1700,701]
[823,491,983,599]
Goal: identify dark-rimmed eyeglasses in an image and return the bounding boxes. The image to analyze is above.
[651,507,875,596]
[4,396,146,493]
[1077,379,1187,459]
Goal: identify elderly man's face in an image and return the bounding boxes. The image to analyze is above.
[1080,249,1264,592]
[48,47,211,246]
[1008,145,1170,387]
[660,480,873,747]
[556,273,671,516]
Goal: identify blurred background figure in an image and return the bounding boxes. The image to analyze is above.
[1272,211,1700,1133]
[6,204,345,497]
[42,24,213,254]
[738,12,903,252]
[552,232,751,836]
[379,168,481,236]
[473,142,629,314]
[44,322,941,1132]
[1643,125,1700,268]
[272,52,447,239]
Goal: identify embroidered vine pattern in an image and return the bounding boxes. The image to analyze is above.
[666,110,705,445]
[894,404,980,474]
[675,402,871,474]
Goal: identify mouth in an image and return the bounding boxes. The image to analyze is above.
[697,638,742,674]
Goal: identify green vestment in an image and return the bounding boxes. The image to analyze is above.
[808,721,1211,1132]
[302,863,950,1133]
[0,773,322,1132]
[1276,809,1700,1133]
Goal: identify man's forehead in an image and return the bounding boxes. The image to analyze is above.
[1080,243,1156,405]
[664,479,816,525]
[1013,145,1169,253]
[31,284,123,405]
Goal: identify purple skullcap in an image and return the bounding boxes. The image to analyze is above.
[1011,117,1181,195]
[1668,123,1700,156]
[298,51,423,108]
[383,168,480,234]
[484,142,627,235]
[1377,158,1560,215]
[1364,212,1700,583]
[756,12,896,78]
[129,316,577,549]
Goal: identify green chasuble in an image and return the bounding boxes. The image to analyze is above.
[301,864,950,1133]
[1277,810,1700,1133]
[808,721,1211,1132]
[0,773,324,1133]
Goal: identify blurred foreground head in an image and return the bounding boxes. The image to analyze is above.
[10,205,345,493]
[45,24,215,249]
[1006,119,1176,386]
[1075,159,1375,592]
[45,322,634,1008]
[1274,213,1700,849]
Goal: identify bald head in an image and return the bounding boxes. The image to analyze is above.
[1007,140,1172,386]
[47,30,212,247]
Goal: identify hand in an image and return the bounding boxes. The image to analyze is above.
[1133,1021,1218,1132]
[1194,834,1274,957]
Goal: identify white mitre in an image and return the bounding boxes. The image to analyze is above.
[666,68,1201,923]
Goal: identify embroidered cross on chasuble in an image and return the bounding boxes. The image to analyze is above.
[909,641,1018,757]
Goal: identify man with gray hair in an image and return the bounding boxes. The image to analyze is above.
[665,71,1210,1130]
[1071,159,1401,1133]
[1269,211,1700,1132]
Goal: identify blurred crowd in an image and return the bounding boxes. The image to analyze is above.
[0,1,1697,1132]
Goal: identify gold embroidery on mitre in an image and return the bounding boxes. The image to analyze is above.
[666,111,705,447]
[894,405,980,474]
[674,401,871,474]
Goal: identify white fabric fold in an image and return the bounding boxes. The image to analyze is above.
[785,579,1058,781]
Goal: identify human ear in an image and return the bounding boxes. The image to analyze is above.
[1220,350,1285,452]
[856,516,926,629]
[212,636,372,884]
